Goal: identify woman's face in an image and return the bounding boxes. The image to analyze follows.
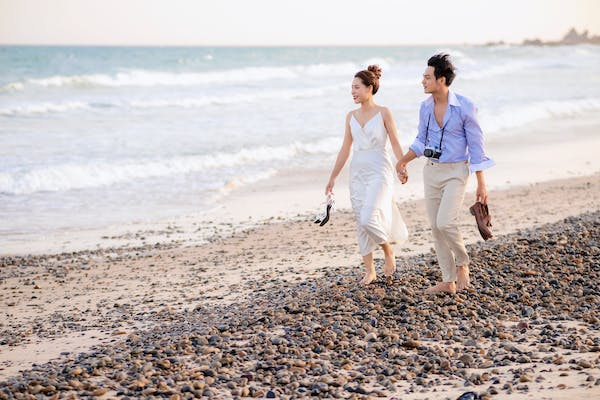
[351,77,372,104]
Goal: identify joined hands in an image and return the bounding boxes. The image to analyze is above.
[395,162,408,184]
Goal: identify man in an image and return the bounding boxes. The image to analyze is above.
[396,53,494,294]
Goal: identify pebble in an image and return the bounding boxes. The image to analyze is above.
[459,354,474,367]
[578,360,593,368]
[402,340,420,349]
[365,332,378,342]
[516,320,530,330]
[92,388,108,396]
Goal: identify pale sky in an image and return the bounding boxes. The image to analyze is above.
[1,0,598,46]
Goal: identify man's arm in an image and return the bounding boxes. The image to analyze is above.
[475,170,488,204]
[464,103,494,204]
[396,104,427,182]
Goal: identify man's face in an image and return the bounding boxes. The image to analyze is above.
[422,66,444,94]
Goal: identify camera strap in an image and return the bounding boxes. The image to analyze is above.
[425,108,452,151]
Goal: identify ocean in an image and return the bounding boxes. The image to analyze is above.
[1,45,599,242]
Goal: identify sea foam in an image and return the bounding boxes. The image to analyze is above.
[0,137,341,195]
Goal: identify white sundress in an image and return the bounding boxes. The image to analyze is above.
[349,111,408,256]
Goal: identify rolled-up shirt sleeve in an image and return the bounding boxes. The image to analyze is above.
[464,105,495,172]
[409,104,427,157]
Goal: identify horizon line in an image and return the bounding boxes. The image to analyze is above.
[0,41,562,48]
[3,27,597,48]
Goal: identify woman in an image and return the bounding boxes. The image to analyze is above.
[326,65,408,285]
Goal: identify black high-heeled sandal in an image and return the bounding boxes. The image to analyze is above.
[313,194,335,226]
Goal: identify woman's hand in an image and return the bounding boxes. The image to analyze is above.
[325,179,335,195]
[399,169,408,184]
[396,162,408,184]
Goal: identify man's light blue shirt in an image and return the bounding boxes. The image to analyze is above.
[409,91,495,173]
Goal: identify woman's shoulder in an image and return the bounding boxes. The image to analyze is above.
[377,105,393,117]
[346,108,363,119]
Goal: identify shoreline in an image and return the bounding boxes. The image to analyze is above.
[2,111,599,257]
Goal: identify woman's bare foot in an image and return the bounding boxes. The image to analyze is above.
[360,253,376,285]
[456,265,470,291]
[424,281,456,294]
[360,270,377,285]
[383,250,396,277]
[382,250,396,286]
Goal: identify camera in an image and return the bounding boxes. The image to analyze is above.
[424,147,442,159]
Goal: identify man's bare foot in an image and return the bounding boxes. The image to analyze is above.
[424,281,457,294]
[456,265,470,291]
[359,270,377,285]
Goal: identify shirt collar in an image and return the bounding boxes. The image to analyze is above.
[425,90,461,107]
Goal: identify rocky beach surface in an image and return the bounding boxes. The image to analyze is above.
[1,175,599,399]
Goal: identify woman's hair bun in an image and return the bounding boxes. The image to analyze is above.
[354,65,382,95]
[367,65,382,79]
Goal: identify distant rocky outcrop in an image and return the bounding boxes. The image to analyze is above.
[484,40,506,46]
[522,27,600,46]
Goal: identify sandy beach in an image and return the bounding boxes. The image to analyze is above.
[1,168,599,398]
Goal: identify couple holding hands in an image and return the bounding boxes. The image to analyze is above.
[325,53,495,294]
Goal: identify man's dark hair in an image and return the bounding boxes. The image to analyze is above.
[427,53,456,86]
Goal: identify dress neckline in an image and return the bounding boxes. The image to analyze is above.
[351,111,381,129]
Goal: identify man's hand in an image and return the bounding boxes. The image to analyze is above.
[476,184,488,204]
[475,170,488,204]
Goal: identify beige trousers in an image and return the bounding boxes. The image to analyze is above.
[423,160,470,282]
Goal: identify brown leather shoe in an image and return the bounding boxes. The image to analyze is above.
[469,201,493,240]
